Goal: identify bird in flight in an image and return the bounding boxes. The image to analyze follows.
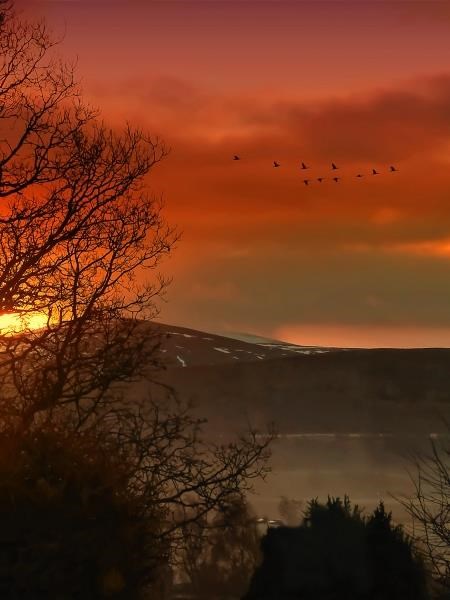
[333,177,340,183]
[273,161,280,168]
[303,179,310,186]
[372,168,379,175]
[233,155,240,160]
[317,177,324,183]
[331,162,338,170]
[301,162,308,170]
[356,174,364,178]
[389,165,398,172]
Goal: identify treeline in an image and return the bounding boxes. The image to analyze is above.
[2,426,440,599]
[175,495,449,600]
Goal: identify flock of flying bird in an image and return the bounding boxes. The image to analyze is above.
[232,156,398,185]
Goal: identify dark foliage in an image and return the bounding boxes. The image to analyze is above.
[0,427,169,598]
[244,496,429,600]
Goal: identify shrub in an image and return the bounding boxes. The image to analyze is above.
[244,496,429,600]
[0,427,168,598]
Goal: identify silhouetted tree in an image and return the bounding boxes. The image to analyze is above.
[0,400,271,597]
[0,426,170,598]
[399,430,450,596]
[244,496,429,600]
[181,495,261,599]
[0,3,273,594]
[0,0,175,430]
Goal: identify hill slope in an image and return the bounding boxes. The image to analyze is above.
[155,322,336,368]
[151,324,450,435]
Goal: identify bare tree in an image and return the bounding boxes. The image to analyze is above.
[0,413,270,597]
[0,3,272,589]
[0,2,174,428]
[180,494,262,599]
[399,432,450,594]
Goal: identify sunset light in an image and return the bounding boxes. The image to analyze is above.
[20,0,450,346]
[0,311,47,335]
[1,1,449,596]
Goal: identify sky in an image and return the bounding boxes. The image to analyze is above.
[17,0,450,347]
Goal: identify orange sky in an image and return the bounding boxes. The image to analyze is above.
[17,0,450,347]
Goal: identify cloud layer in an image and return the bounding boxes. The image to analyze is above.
[136,74,450,342]
[16,0,450,345]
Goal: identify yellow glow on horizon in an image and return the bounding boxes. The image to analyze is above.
[274,323,450,349]
[0,312,47,335]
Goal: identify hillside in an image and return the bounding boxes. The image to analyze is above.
[151,323,450,435]
[154,322,337,367]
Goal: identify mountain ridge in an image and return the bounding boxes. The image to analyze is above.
[147,323,450,435]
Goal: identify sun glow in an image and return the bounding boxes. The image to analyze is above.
[0,312,48,335]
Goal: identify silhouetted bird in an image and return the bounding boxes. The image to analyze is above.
[356,174,364,178]
[331,162,338,170]
[303,179,310,186]
[389,165,398,172]
[372,168,379,175]
[233,155,240,161]
[317,177,324,183]
[273,161,280,168]
[333,177,340,183]
[301,162,308,170]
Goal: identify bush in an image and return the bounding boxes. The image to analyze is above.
[0,427,168,598]
[244,496,429,600]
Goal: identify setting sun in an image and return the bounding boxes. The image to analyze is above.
[0,312,47,335]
